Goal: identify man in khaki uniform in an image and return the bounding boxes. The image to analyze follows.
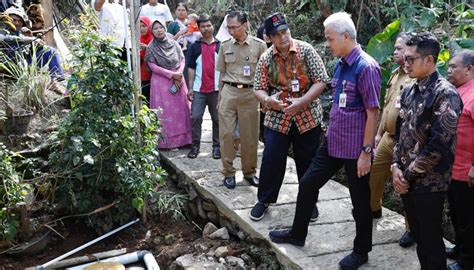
[369,32,415,247]
[216,11,267,189]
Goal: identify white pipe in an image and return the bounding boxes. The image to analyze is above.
[66,250,159,270]
[37,218,140,269]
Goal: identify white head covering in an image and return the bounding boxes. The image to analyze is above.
[216,14,231,42]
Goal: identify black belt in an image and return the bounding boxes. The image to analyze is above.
[224,81,253,89]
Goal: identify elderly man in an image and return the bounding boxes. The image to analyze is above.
[186,14,221,160]
[369,32,415,247]
[269,12,380,269]
[216,11,267,189]
[392,33,462,270]
[446,49,474,270]
[250,12,329,221]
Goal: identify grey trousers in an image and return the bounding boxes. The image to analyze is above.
[191,91,219,149]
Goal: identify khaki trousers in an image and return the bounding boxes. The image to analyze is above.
[370,131,409,230]
[218,84,259,177]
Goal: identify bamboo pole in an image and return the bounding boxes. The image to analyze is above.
[42,0,56,47]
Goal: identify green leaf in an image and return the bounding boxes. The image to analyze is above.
[132,197,144,212]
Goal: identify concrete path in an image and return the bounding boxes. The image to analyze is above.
[160,112,452,269]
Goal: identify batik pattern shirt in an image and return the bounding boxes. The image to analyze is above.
[254,39,330,134]
[393,71,463,193]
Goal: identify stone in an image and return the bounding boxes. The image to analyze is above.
[145,230,152,241]
[206,250,215,257]
[196,198,208,220]
[202,222,218,238]
[209,227,230,240]
[219,257,226,264]
[214,246,230,258]
[175,254,195,268]
[236,230,246,240]
[153,236,164,246]
[226,256,245,269]
[202,200,218,212]
[194,243,209,253]
[207,211,219,224]
[187,202,199,219]
[164,234,177,245]
[240,253,252,265]
[166,244,191,260]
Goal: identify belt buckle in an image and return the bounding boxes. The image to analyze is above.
[237,84,244,89]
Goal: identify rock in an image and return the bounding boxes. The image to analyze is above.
[240,253,252,264]
[207,211,219,224]
[165,244,192,260]
[175,254,195,268]
[236,230,246,240]
[218,216,237,235]
[145,230,152,241]
[164,234,177,245]
[218,257,226,264]
[194,243,209,253]
[209,227,230,240]
[187,201,199,219]
[196,198,208,220]
[206,250,215,257]
[153,236,164,246]
[226,256,245,269]
[202,200,218,212]
[214,246,230,258]
[202,222,218,238]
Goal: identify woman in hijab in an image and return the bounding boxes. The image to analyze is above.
[139,16,153,103]
[145,19,191,150]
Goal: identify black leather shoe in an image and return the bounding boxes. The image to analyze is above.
[310,205,319,222]
[339,252,368,270]
[447,262,464,270]
[223,176,236,189]
[446,246,458,260]
[187,146,199,159]
[372,209,382,219]
[250,202,268,221]
[244,175,259,187]
[212,147,221,159]
[399,231,415,248]
[269,229,305,247]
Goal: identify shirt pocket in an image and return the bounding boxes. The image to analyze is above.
[343,80,357,105]
[224,51,236,63]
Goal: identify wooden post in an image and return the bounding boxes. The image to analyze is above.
[42,0,56,47]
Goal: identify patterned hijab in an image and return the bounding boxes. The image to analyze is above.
[145,19,182,70]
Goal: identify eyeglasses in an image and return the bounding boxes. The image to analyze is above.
[404,55,425,65]
[226,24,243,31]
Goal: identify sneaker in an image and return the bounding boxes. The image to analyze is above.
[212,147,221,159]
[399,231,415,248]
[223,176,236,189]
[339,252,368,270]
[250,202,268,221]
[447,262,464,270]
[310,205,319,222]
[372,209,382,219]
[269,229,305,247]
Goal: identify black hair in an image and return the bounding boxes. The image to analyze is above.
[453,49,474,67]
[406,32,440,62]
[197,14,211,27]
[227,11,247,24]
[175,2,188,11]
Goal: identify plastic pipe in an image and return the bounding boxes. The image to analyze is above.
[66,250,159,270]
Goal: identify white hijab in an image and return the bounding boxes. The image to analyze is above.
[216,14,231,42]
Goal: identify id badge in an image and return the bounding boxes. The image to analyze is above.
[243,65,251,77]
[339,93,347,108]
[291,79,300,92]
[395,95,401,109]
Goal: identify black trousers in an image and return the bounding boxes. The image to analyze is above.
[402,191,447,270]
[290,141,373,255]
[257,124,321,203]
[448,180,474,269]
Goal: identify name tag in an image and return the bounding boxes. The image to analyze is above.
[395,95,401,109]
[339,93,347,108]
[291,80,300,92]
[243,65,251,77]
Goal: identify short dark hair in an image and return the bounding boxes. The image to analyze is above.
[453,49,474,67]
[227,11,247,24]
[406,32,440,62]
[175,2,188,11]
[197,14,211,27]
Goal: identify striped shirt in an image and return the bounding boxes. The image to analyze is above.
[327,46,381,159]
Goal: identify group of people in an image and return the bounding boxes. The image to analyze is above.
[95,1,474,269]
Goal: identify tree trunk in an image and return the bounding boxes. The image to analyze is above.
[42,0,54,47]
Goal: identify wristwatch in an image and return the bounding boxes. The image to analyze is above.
[390,163,400,173]
[361,144,373,154]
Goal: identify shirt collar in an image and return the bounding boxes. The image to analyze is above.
[415,71,439,92]
[272,39,297,56]
[341,45,362,67]
[457,78,474,96]
[231,34,250,45]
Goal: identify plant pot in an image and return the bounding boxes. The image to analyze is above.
[1,111,34,135]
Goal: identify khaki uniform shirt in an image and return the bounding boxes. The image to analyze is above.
[216,35,267,85]
[381,67,415,136]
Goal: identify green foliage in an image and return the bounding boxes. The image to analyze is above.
[49,11,166,233]
[0,143,31,240]
[150,190,189,220]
